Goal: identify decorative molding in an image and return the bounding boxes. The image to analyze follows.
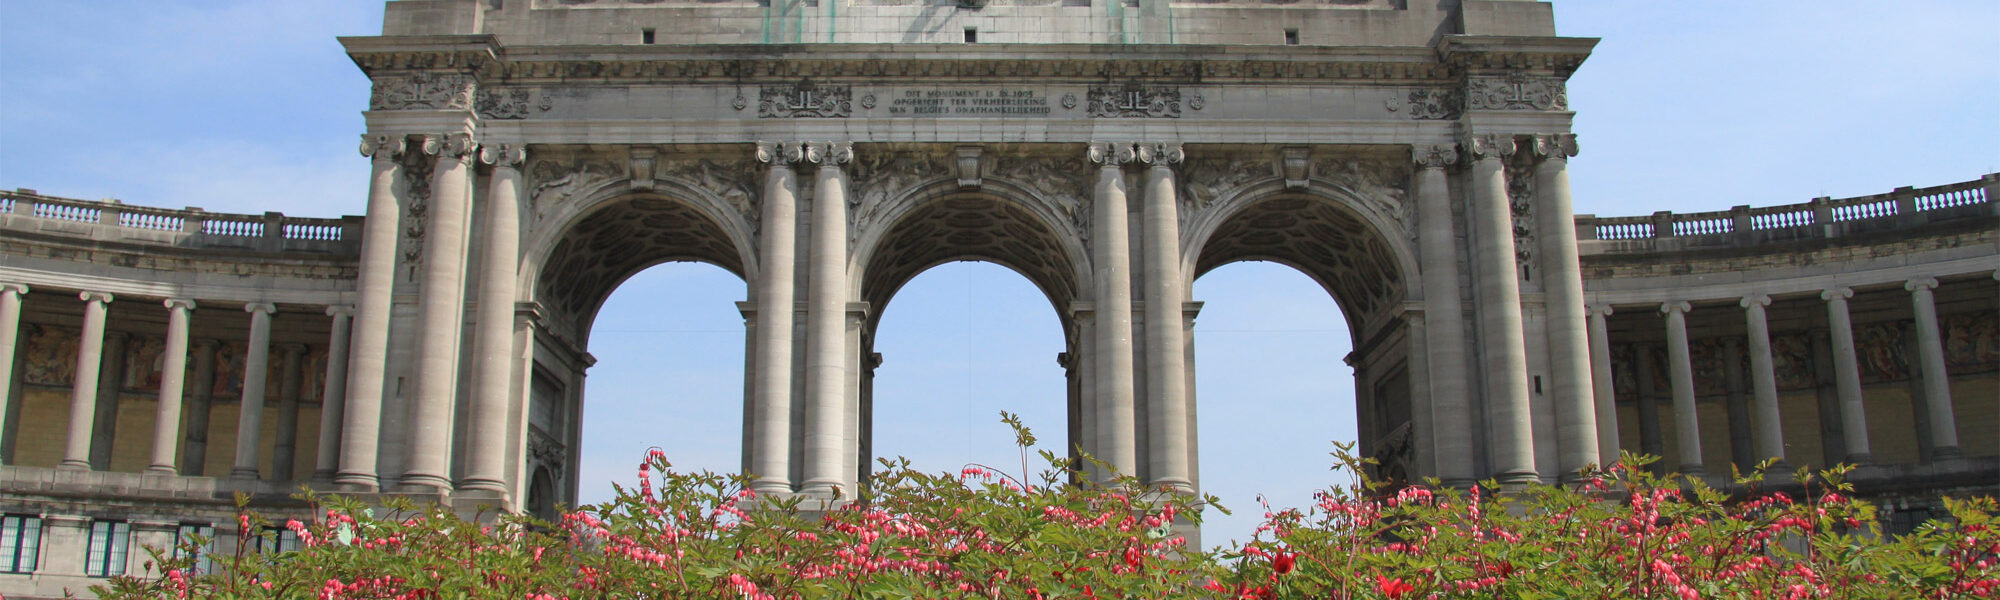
[1505,160,1535,267]
[526,153,620,210]
[1281,147,1311,190]
[369,72,476,111]
[1087,84,1181,118]
[1311,157,1413,240]
[1087,141,1136,165]
[991,153,1091,243]
[480,143,528,170]
[954,146,984,189]
[1136,143,1184,165]
[627,147,658,191]
[805,141,853,165]
[422,133,479,166]
[475,87,552,120]
[1466,72,1568,111]
[849,150,950,239]
[1463,134,1516,161]
[759,81,852,118]
[755,140,804,166]
[1180,157,1268,210]
[657,157,761,233]
[400,154,436,280]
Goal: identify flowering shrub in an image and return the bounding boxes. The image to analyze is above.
[98,419,1997,600]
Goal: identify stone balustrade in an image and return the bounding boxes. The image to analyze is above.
[1576,174,1998,251]
[0,188,362,255]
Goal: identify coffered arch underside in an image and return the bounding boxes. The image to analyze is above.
[855,189,1085,332]
[532,192,751,341]
[1186,176,1417,338]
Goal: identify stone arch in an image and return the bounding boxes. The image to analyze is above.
[521,176,759,343]
[1182,176,1419,338]
[851,177,1091,330]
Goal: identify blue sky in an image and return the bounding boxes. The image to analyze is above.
[1,1,1993,549]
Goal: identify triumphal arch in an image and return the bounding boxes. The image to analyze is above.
[0,1,1995,592]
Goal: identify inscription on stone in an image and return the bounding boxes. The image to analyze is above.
[883,89,1052,117]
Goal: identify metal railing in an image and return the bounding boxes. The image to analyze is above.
[1582,175,1997,244]
[0,188,361,253]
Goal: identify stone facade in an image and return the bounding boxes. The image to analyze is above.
[0,1,1995,596]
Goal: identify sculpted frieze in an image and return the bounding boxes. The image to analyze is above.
[1943,311,1999,373]
[849,151,951,238]
[529,154,624,211]
[1309,157,1411,240]
[369,72,476,111]
[1466,72,1568,111]
[400,156,435,281]
[1087,84,1181,118]
[760,81,853,118]
[990,153,1092,242]
[476,87,553,120]
[1505,161,1535,266]
[1393,88,1461,120]
[1180,157,1270,211]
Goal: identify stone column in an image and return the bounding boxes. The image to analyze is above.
[338,133,405,490]
[1073,309,1098,470]
[1088,142,1138,480]
[1466,134,1537,483]
[182,338,218,474]
[1138,143,1192,493]
[801,141,853,498]
[59,291,113,471]
[463,143,527,494]
[1635,344,1664,463]
[750,141,801,496]
[88,331,129,470]
[1740,295,1787,466]
[1660,301,1703,474]
[231,302,276,479]
[403,132,477,491]
[1720,337,1754,471]
[1412,145,1475,484]
[146,298,195,474]
[1586,304,1621,464]
[271,343,307,480]
[0,283,24,464]
[1905,277,1960,459]
[1531,134,1599,479]
[314,306,353,481]
[1822,287,1872,463]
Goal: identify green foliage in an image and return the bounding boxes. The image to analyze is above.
[98,422,1998,599]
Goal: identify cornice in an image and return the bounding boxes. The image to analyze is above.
[339,38,1603,85]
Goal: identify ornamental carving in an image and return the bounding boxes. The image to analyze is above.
[759,81,853,118]
[369,72,476,111]
[1771,333,1816,391]
[528,154,623,211]
[657,158,761,233]
[1943,312,2000,373]
[1610,343,1637,397]
[1505,160,1535,268]
[1180,157,1270,210]
[1086,84,1181,118]
[1856,322,1910,384]
[476,87,553,120]
[400,155,434,281]
[1310,157,1411,240]
[1402,88,1461,120]
[991,153,1092,242]
[1466,72,1568,111]
[850,151,951,238]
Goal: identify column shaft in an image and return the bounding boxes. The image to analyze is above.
[1532,136,1598,479]
[272,344,306,480]
[231,303,276,479]
[0,284,24,465]
[1741,296,1787,465]
[801,142,852,497]
[338,135,405,489]
[1661,302,1703,474]
[1823,288,1872,462]
[750,142,800,495]
[1906,279,1960,459]
[403,133,476,490]
[1412,148,1474,484]
[147,299,195,474]
[1467,136,1536,483]
[464,145,527,493]
[1586,305,1621,464]
[1140,147,1190,492]
[59,292,112,470]
[314,307,353,481]
[1089,143,1137,479]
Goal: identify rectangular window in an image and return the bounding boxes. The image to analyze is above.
[257,526,300,554]
[85,520,130,577]
[641,28,656,44]
[0,515,41,573]
[174,524,215,575]
[1284,28,1300,45]
[964,27,978,43]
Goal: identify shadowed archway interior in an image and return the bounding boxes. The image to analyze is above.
[536,194,747,341]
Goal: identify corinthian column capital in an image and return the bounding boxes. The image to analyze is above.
[1462,133,1516,161]
[1412,144,1458,170]
[755,140,803,165]
[360,134,406,162]
[1087,141,1136,165]
[1531,134,1580,160]
[1136,142,1184,166]
[479,142,527,169]
[804,141,853,166]
[421,132,478,164]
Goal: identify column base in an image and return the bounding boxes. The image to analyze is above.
[749,478,794,496]
[333,472,381,492]
[457,477,509,494]
[1493,470,1540,486]
[56,459,91,471]
[1844,453,1874,466]
[229,467,261,479]
[143,465,177,476]
[396,473,454,493]
[1677,464,1706,475]
[1928,447,1963,462]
